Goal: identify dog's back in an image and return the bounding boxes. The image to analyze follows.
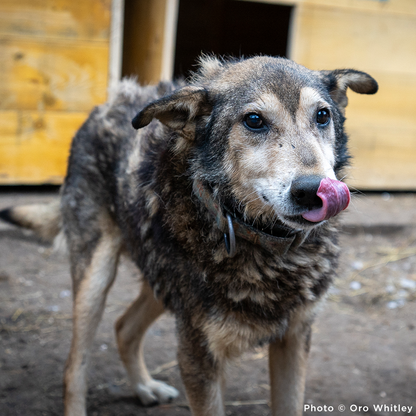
[62,79,178,217]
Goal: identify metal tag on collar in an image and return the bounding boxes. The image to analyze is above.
[223,213,236,257]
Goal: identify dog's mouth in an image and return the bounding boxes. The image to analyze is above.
[283,214,322,227]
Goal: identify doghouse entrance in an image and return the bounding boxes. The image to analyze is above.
[174,0,293,78]
[121,0,293,83]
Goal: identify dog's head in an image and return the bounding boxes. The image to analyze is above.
[133,56,377,231]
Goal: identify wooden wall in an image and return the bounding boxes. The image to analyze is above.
[0,0,111,184]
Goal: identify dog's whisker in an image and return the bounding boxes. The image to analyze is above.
[348,185,366,197]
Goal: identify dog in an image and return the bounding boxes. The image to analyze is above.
[0,55,377,416]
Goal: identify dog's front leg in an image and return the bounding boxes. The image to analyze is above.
[115,279,179,405]
[269,317,312,416]
[177,327,225,416]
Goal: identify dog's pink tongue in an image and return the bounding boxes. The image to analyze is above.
[302,178,350,222]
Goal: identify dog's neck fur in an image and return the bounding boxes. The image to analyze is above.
[192,179,309,257]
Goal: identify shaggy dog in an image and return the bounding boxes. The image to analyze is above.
[0,55,377,416]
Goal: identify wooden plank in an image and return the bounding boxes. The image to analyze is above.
[108,0,125,100]
[0,1,112,184]
[345,72,416,190]
[0,111,87,184]
[122,0,167,84]
[346,132,416,190]
[0,0,111,41]
[0,38,109,112]
[291,4,416,74]
[160,0,179,81]
[239,0,416,17]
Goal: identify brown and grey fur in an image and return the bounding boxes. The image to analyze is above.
[0,56,377,416]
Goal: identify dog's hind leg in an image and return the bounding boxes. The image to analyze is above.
[115,280,179,405]
[64,212,123,416]
[268,310,312,416]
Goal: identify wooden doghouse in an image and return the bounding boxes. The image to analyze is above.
[0,0,415,189]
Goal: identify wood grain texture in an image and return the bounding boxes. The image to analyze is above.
[122,0,167,84]
[0,111,87,184]
[291,4,416,74]
[345,72,416,190]
[0,39,109,112]
[0,0,111,184]
[0,0,111,41]
[240,0,416,16]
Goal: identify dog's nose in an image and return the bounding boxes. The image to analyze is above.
[291,176,323,208]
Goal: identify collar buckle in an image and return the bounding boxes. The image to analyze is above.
[223,213,236,257]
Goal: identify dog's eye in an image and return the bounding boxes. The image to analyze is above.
[316,109,330,126]
[243,113,267,131]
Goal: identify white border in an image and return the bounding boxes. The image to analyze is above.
[160,0,179,80]
[108,0,125,100]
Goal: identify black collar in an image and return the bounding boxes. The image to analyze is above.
[192,179,309,257]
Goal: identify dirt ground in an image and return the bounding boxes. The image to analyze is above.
[0,190,415,416]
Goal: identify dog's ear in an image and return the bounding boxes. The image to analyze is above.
[132,86,211,132]
[320,69,378,113]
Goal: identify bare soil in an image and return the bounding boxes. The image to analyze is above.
[0,191,415,416]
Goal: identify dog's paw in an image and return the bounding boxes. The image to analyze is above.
[135,379,179,406]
